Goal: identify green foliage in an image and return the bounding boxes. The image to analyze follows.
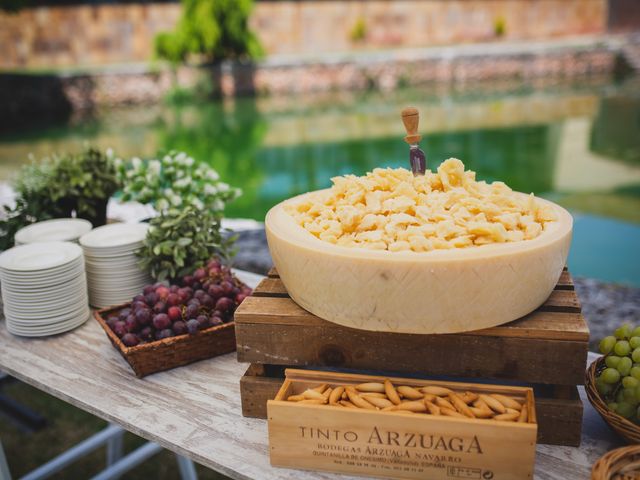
[137,206,236,282]
[0,148,120,251]
[116,150,241,214]
[154,0,263,64]
[350,18,368,43]
[494,17,506,37]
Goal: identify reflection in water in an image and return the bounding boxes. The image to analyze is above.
[0,78,639,284]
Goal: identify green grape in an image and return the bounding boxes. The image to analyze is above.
[624,388,639,404]
[615,340,631,356]
[606,356,622,368]
[630,367,640,380]
[635,385,640,402]
[617,390,626,403]
[632,326,640,337]
[615,324,632,340]
[618,357,633,377]
[608,402,618,412]
[623,376,640,389]
[633,348,640,363]
[600,336,617,354]
[602,367,621,384]
[596,378,613,396]
[617,402,635,418]
[630,337,640,349]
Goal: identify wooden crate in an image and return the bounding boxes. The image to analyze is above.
[268,368,537,480]
[235,268,588,386]
[241,363,583,446]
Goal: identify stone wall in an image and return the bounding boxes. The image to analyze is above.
[0,0,608,70]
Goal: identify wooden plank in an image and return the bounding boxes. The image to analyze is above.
[539,289,582,313]
[236,320,588,385]
[556,270,575,290]
[240,364,583,447]
[236,295,589,341]
[267,267,279,278]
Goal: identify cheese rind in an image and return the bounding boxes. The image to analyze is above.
[266,191,572,334]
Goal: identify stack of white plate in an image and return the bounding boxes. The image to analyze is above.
[0,242,90,337]
[14,218,93,246]
[79,223,151,308]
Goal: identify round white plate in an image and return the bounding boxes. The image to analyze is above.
[15,219,93,245]
[0,242,83,272]
[3,290,88,313]
[80,223,148,249]
[6,302,90,324]
[7,311,90,337]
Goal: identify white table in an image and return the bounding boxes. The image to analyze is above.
[0,272,625,479]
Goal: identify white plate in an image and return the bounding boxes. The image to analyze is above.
[3,290,88,314]
[0,242,83,272]
[6,299,89,323]
[80,223,148,249]
[7,311,90,337]
[1,271,86,291]
[15,219,93,245]
[6,302,90,324]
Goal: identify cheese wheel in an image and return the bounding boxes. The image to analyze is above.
[265,190,572,334]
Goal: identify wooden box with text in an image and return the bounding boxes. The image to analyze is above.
[268,369,537,480]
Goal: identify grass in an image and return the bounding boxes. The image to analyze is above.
[0,380,229,479]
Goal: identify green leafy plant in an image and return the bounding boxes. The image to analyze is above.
[137,206,236,281]
[116,150,241,214]
[350,18,368,43]
[0,148,119,250]
[154,0,263,64]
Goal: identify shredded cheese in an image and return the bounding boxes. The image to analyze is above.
[285,158,557,252]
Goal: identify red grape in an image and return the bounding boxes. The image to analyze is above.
[135,308,151,326]
[122,333,140,347]
[145,292,158,306]
[186,319,200,334]
[235,293,248,304]
[156,286,170,300]
[215,297,234,312]
[118,308,131,321]
[125,315,139,333]
[139,326,153,341]
[183,275,194,286]
[153,313,171,330]
[221,281,234,295]
[153,301,167,314]
[185,303,199,319]
[168,306,182,322]
[166,293,180,306]
[210,315,223,326]
[113,321,127,338]
[196,314,209,327]
[143,285,155,295]
[133,294,146,303]
[156,329,174,340]
[194,268,206,281]
[208,284,224,298]
[173,321,187,335]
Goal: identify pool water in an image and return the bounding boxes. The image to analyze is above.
[1,78,639,286]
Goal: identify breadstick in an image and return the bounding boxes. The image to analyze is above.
[435,396,455,411]
[366,396,394,409]
[360,392,387,399]
[518,405,528,423]
[300,399,326,405]
[346,387,377,410]
[303,389,326,401]
[461,392,479,404]
[312,384,328,394]
[490,394,522,410]
[441,407,465,418]
[385,379,402,405]
[340,400,357,408]
[287,394,304,402]
[425,400,441,415]
[450,392,475,418]
[421,386,453,396]
[397,386,423,400]
[469,407,494,418]
[393,400,427,412]
[479,394,506,414]
[329,386,344,405]
[355,383,385,393]
[493,412,519,421]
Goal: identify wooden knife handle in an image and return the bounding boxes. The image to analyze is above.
[401,107,422,144]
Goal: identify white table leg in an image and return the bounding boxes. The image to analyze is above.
[175,454,198,480]
[89,442,162,480]
[0,439,11,480]
[21,424,123,480]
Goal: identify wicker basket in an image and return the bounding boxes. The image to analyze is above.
[586,357,640,444]
[592,445,640,479]
[95,303,236,378]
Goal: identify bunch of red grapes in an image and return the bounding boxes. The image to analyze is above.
[105,259,252,347]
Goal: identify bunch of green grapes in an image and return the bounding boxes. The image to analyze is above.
[597,324,640,423]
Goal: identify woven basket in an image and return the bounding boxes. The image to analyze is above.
[592,445,640,479]
[586,357,640,444]
[95,303,236,378]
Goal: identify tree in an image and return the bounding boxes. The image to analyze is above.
[155,0,263,64]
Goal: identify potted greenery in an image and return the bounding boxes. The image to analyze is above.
[116,150,241,281]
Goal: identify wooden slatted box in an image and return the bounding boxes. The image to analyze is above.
[235,268,588,446]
